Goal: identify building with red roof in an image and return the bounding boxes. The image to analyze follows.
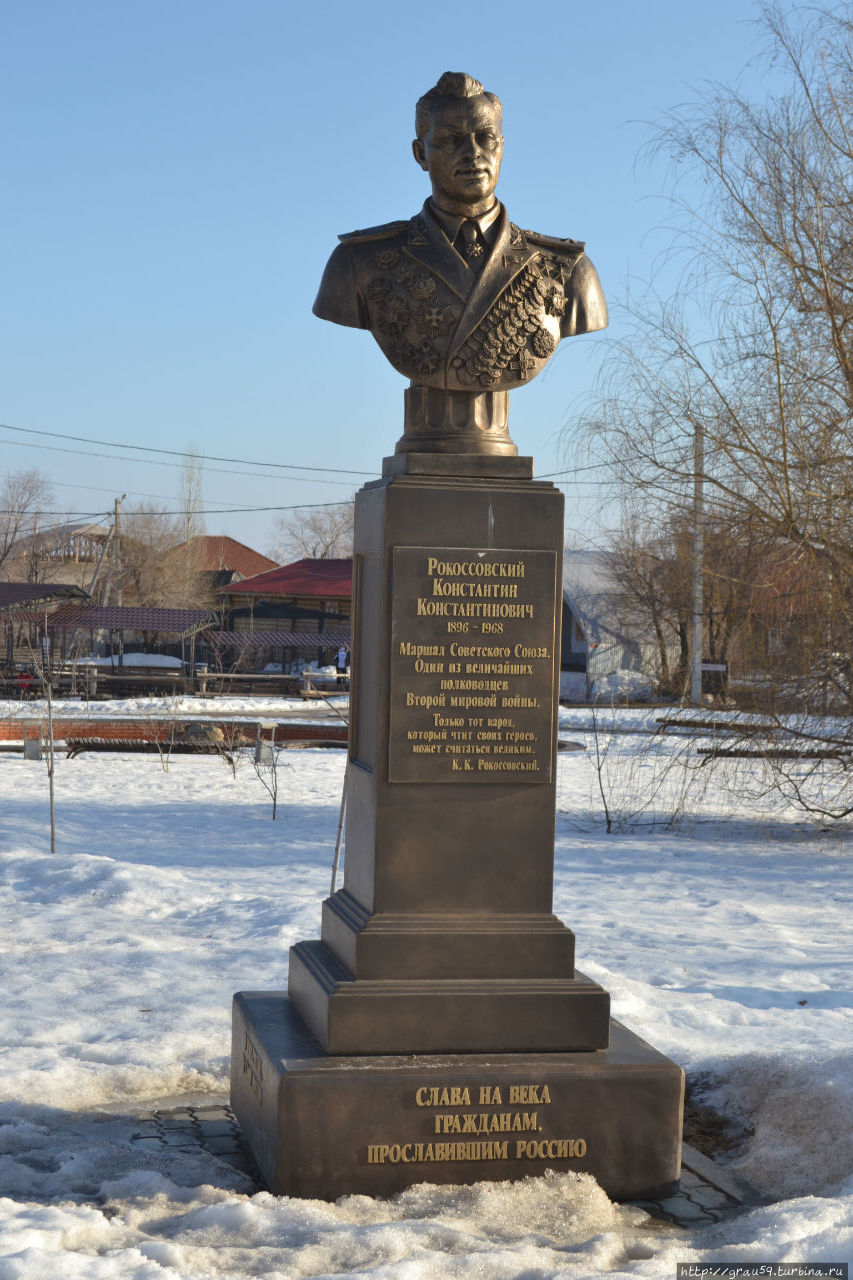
[166,535,277,589]
[215,558,352,669]
[220,558,352,601]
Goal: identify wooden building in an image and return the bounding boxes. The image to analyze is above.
[214,558,352,670]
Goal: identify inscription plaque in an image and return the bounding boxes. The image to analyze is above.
[364,1079,589,1167]
[389,546,558,783]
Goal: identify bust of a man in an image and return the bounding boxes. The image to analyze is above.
[314,72,607,451]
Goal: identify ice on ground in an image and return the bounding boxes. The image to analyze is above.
[699,1055,853,1200]
[0,1169,656,1280]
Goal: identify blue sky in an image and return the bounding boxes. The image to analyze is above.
[1,0,778,553]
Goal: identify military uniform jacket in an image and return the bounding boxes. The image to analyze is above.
[313,201,607,393]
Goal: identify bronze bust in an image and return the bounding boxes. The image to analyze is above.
[314,72,607,455]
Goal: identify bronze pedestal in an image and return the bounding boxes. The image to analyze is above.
[232,447,683,1199]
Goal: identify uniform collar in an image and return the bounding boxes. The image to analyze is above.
[428,199,502,246]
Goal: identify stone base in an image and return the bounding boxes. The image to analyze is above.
[288,940,611,1054]
[321,893,577,980]
[231,992,684,1201]
[381,452,534,479]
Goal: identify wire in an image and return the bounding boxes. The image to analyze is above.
[0,511,108,526]
[0,500,352,518]
[47,477,295,510]
[165,503,352,515]
[538,461,615,478]
[0,421,375,477]
[2,435,364,487]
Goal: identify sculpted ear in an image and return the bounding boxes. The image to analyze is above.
[412,138,428,171]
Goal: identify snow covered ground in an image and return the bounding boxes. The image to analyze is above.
[0,697,851,1276]
[0,692,349,724]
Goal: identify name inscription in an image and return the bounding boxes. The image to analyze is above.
[389,548,558,783]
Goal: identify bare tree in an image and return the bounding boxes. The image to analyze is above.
[563,3,853,821]
[252,724,289,819]
[0,469,55,579]
[120,504,217,645]
[573,1,853,710]
[120,504,182,609]
[607,515,690,696]
[268,500,354,563]
[608,507,772,698]
[171,446,213,606]
[179,445,206,546]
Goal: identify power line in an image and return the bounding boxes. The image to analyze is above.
[0,511,109,526]
[166,503,354,515]
[538,461,615,478]
[539,441,702,481]
[1,419,692,491]
[0,421,375,477]
[48,477,288,510]
[0,500,352,518]
[2,435,363,487]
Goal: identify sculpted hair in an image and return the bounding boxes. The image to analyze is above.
[415,72,502,139]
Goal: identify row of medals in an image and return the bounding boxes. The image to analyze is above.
[368,246,565,386]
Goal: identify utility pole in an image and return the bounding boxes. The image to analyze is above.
[690,415,704,706]
[42,607,56,854]
[112,495,126,606]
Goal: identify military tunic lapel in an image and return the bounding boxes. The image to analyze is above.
[448,209,540,357]
[402,202,474,302]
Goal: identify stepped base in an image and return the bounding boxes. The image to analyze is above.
[287,939,611,1054]
[231,992,684,1201]
[321,891,576,979]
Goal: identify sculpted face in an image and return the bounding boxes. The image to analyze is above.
[412,95,504,217]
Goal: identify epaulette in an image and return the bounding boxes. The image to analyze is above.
[523,229,585,254]
[338,220,409,244]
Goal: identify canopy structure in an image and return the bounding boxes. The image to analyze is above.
[12,605,221,674]
[206,629,351,652]
[2,583,92,672]
[0,582,90,609]
[45,605,217,636]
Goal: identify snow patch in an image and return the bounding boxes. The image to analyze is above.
[705,1054,853,1199]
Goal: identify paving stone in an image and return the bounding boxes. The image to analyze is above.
[627,1143,762,1228]
[131,1106,761,1228]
